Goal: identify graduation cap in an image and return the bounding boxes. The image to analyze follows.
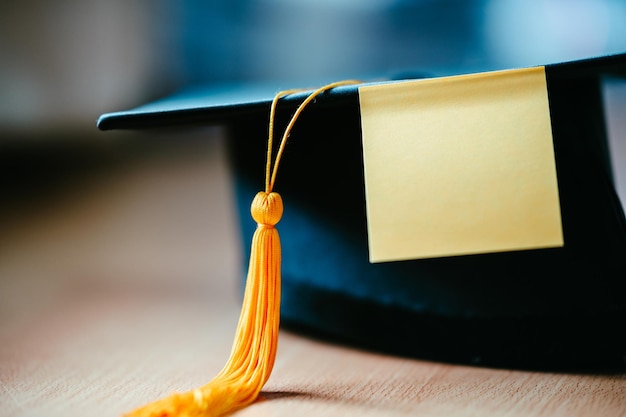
[98,53,626,378]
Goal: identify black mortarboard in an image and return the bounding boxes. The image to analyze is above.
[98,53,626,371]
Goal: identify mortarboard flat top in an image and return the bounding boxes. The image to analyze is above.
[98,53,626,371]
[97,53,626,131]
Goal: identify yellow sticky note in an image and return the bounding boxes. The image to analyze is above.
[359,67,563,263]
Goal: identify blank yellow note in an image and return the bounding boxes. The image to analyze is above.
[359,66,563,263]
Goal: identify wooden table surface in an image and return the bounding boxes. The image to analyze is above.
[2,86,626,417]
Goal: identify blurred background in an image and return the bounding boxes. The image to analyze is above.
[3,0,626,130]
[1,0,626,310]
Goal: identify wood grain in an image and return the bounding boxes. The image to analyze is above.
[1,131,625,417]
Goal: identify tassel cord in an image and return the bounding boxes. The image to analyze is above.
[267,80,361,193]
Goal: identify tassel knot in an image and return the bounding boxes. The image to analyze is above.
[251,191,283,227]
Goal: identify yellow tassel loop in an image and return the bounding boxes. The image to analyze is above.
[123,80,359,417]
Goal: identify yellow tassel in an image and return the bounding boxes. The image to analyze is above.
[123,80,359,417]
[124,191,282,417]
